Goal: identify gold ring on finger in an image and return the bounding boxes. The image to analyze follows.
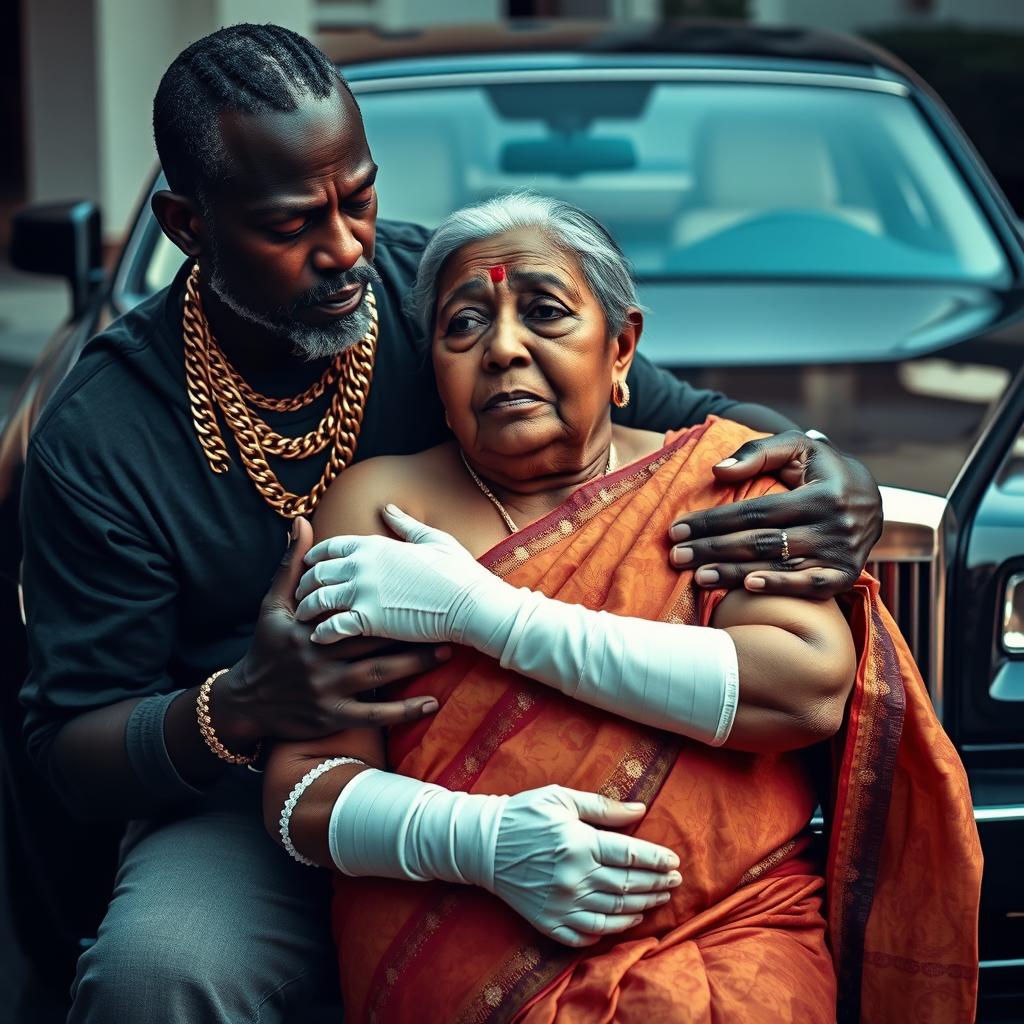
[780,530,790,562]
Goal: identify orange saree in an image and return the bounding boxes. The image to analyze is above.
[332,417,982,1024]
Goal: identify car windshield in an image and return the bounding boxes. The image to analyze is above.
[362,77,1006,283]
[142,75,1009,295]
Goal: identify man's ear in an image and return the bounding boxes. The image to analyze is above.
[612,307,643,380]
[151,190,207,259]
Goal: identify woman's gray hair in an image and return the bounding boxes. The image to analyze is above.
[406,192,640,337]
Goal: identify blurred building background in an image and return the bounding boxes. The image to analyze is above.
[4,0,1024,246]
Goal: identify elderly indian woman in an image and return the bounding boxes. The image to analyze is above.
[264,194,981,1023]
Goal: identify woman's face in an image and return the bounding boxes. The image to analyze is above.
[432,227,639,485]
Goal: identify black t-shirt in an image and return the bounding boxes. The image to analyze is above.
[19,219,737,788]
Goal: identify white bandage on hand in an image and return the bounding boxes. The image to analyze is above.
[329,771,681,948]
[298,506,739,746]
[486,593,740,747]
[328,768,505,887]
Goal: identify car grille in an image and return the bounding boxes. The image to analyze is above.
[866,556,934,685]
[870,487,948,710]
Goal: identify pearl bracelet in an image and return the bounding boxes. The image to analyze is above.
[280,756,366,866]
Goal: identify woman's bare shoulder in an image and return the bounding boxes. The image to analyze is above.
[611,425,666,464]
[311,442,457,540]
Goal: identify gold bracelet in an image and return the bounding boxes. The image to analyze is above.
[196,669,262,766]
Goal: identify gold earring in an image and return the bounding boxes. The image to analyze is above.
[611,380,630,408]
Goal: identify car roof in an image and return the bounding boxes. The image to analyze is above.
[317,20,913,84]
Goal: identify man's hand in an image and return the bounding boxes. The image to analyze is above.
[668,430,882,599]
[212,517,444,747]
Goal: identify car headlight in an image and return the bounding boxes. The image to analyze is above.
[1003,571,1024,654]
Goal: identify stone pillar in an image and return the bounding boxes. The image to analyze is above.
[23,0,314,241]
[22,0,101,211]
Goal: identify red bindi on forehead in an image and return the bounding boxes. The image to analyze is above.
[488,265,506,284]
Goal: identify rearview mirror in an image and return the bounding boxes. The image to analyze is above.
[501,137,636,178]
[9,201,104,320]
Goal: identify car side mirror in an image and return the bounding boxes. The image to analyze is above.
[9,201,104,320]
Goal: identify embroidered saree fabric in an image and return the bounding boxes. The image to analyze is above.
[332,417,981,1023]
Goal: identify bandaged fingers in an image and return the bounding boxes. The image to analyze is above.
[310,610,364,644]
[543,897,666,948]
[589,864,683,897]
[565,910,646,938]
[547,925,602,948]
[295,580,357,623]
[575,888,672,915]
[295,552,359,605]
[593,829,680,873]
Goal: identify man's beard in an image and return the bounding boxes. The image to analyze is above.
[206,243,382,362]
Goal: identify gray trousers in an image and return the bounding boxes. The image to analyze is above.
[68,771,342,1023]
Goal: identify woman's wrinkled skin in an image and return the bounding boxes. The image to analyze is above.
[432,227,641,519]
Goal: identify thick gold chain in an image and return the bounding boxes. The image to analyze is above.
[182,264,378,518]
[216,340,344,412]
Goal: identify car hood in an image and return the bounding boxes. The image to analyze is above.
[636,280,1024,496]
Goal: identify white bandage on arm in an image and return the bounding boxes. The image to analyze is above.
[464,591,739,746]
[327,768,506,888]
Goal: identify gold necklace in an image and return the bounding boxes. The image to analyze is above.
[182,264,378,519]
[460,443,618,535]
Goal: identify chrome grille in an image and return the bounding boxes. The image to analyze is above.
[871,487,948,710]
[866,557,933,684]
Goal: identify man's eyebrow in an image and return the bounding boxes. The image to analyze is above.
[247,165,379,216]
[348,164,379,196]
[248,199,320,216]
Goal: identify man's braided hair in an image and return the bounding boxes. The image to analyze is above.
[153,23,355,199]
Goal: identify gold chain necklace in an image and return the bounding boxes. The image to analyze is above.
[460,443,618,535]
[182,264,378,519]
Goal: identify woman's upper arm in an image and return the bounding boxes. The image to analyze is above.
[312,457,415,542]
[711,590,857,691]
[709,589,857,749]
[270,458,400,779]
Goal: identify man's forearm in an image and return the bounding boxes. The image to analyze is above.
[50,679,258,821]
[720,401,799,434]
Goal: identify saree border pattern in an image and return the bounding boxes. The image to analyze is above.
[364,892,463,1024]
[435,686,543,793]
[480,423,707,579]
[452,944,573,1024]
[828,599,907,1024]
[739,838,802,888]
[598,733,680,806]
